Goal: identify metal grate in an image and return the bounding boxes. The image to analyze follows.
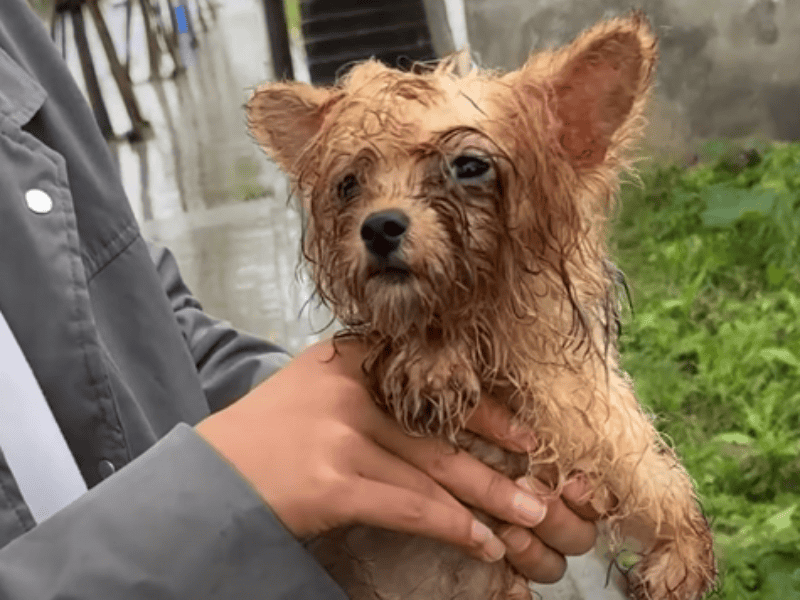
[300,0,436,84]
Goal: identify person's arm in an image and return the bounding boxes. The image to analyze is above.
[0,245,347,599]
[198,338,601,589]
[147,243,291,413]
[148,241,601,585]
[0,424,348,599]
[0,318,595,600]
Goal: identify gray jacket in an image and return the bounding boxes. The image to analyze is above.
[0,1,347,598]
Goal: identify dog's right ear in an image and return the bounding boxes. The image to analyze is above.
[247,83,340,173]
[502,11,657,175]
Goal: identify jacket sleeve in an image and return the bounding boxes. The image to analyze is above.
[0,424,350,599]
[147,243,293,413]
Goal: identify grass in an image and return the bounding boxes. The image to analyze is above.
[612,140,800,598]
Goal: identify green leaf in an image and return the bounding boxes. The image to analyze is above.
[712,432,755,446]
[760,348,800,371]
[767,264,788,286]
[765,504,797,533]
[758,553,800,597]
[661,299,684,310]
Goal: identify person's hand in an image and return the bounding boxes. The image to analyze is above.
[196,338,597,584]
[465,400,599,585]
[494,476,599,585]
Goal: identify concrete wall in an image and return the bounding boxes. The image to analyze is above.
[435,0,800,159]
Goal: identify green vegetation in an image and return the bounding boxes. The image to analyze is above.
[283,0,300,32]
[613,140,800,598]
[227,156,270,201]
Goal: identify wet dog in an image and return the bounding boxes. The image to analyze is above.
[248,12,716,599]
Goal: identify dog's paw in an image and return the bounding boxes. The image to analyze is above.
[630,537,717,600]
[397,350,481,438]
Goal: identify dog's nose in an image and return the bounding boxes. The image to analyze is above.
[360,210,409,258]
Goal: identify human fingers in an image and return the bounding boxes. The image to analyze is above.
[561,476,605,521]
[355,432,465,512]
[497,524,567,584]
[465,395,537,454]
[521,477,597,556]
[363,408,548,530]
[499,477,598,583]
[347,477,507,563]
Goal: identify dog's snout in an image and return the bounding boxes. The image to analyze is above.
[360,210,409,258]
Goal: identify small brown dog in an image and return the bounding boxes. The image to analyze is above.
[248,12,716,600]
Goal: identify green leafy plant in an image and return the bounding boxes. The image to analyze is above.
[614,141,800,599]
[283,0,301,32]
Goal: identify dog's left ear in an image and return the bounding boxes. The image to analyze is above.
[510,11,657,171]
[247,82,341,173]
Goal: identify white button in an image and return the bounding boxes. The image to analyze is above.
[25,189,53,214]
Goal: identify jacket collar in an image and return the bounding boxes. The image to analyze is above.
[0,46,46,128]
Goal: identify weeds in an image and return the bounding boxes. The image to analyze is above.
[614,140,800,598]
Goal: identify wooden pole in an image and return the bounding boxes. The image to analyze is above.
[70,5,115,138]
[85,0,149,138]
[137,0,162,78]
[193,0,208,33]
[124,0,132,75]
[163,0,180,47]
[154,0,186,73]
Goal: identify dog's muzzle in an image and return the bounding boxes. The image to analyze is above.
[360,210,413,281]
[361,210,408,257]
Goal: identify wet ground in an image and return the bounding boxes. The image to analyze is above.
[65,0,332,353]
[67,1,626,596]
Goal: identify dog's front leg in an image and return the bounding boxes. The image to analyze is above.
[615,442,717,600]
[374,339,484,441]
[595,374,718,600]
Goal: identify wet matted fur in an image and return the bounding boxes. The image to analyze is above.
[248,12,717,600]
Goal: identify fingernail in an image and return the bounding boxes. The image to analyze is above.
[500,527,532,553]
[513,491,546,527]
[513,477,546,527]
[515,476,534,490]
[472,520,506,562]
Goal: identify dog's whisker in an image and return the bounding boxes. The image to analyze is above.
[458,91,487,116]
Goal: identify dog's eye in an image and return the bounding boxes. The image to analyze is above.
[336,174,360,201]
[450,155,492,181]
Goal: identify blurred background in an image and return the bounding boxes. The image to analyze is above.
[28,1,800,599]
[28,0,800,351]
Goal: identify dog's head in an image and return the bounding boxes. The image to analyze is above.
[248,13,657,345]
